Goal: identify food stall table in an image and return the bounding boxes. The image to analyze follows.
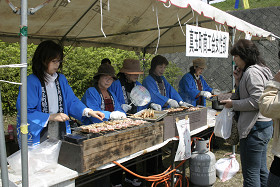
[0,164,78,187]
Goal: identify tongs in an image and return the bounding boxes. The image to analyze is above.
[206,95,218,101]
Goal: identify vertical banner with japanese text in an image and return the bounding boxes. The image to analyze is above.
[186,25,229,58]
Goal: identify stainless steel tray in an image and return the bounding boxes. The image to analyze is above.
[128,109,168,122]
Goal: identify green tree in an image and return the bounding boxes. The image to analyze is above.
[0,41,182,115]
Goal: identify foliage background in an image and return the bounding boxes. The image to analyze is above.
[0,41,182,115]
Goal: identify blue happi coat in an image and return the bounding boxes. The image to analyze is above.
[142,75,182,108]
[108,80,146,112]
[16,74,86,147]
[178,72,212,106]
[81,86,124,124]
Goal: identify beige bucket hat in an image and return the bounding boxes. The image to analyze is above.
[193,58,207,69]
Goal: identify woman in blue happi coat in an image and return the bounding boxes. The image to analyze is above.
[178,58,218,106]
[142,55,191,109]
[81,63,126,124]
[109,59,162,114]
[16,40,104,147]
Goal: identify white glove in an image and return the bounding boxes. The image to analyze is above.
[110,111,127,120]
[200,91,212,99]
[212,89,221,95]
[179,101,193,107]
[150,103,162,111]
[121,104,132,112]
[167,99,179,108]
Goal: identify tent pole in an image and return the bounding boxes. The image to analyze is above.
[0,88,9,187]
[20,0,29,186]
[142,48,147,78]
[231,28,236,155]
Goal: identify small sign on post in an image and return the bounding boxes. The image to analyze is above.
[186,25,229,58]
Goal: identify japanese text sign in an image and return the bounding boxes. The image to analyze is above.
[186,25,229,58]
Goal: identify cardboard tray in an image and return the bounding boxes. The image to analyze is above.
[128,110,168,122]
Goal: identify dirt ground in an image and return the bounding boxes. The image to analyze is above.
[160,138,274,187]
[117,138,273,187]
[208,139,273,187]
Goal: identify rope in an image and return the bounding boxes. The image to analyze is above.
[177,12,185,36]
[0,80,22,85]
[154,5,160,54]
[0,63,27,68]
[100,0,107,38]
[184,9,194,25]
[0,63,27,85]
[163,0,171,8]
[107,0,110,11]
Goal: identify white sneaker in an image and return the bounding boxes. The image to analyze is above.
[124,178,142,186]
[112,184,122,187]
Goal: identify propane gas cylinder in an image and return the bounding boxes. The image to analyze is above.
[190,139,216,186]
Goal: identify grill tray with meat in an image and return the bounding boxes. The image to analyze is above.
[66,119,148,143]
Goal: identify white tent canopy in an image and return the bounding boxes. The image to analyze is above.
[0,0,278,54]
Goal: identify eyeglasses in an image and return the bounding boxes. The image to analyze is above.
[51,59,63,64]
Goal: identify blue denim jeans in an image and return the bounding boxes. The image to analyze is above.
[240,120,273,187]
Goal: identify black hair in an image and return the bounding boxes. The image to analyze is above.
[230,39,266,71]
[101,58,111,65]
[149,55,169,75]
[117,72,126,82]
[32,40,63,83]
[189,66,196,74]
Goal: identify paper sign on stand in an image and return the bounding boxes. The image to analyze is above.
[174,116,191,161]
[186,25,229,58]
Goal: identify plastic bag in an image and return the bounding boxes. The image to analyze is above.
[225,114,239,145]
[7,139,62,175]
[174,118,191,161]
[214,108,234,139]
[215,154,239,182]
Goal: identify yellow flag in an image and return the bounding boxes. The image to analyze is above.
[243,0,250,9]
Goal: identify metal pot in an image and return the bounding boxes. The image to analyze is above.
[212,100,224,110]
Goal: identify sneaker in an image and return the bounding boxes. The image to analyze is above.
[112,184,122,187]
[125,178,142,186]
